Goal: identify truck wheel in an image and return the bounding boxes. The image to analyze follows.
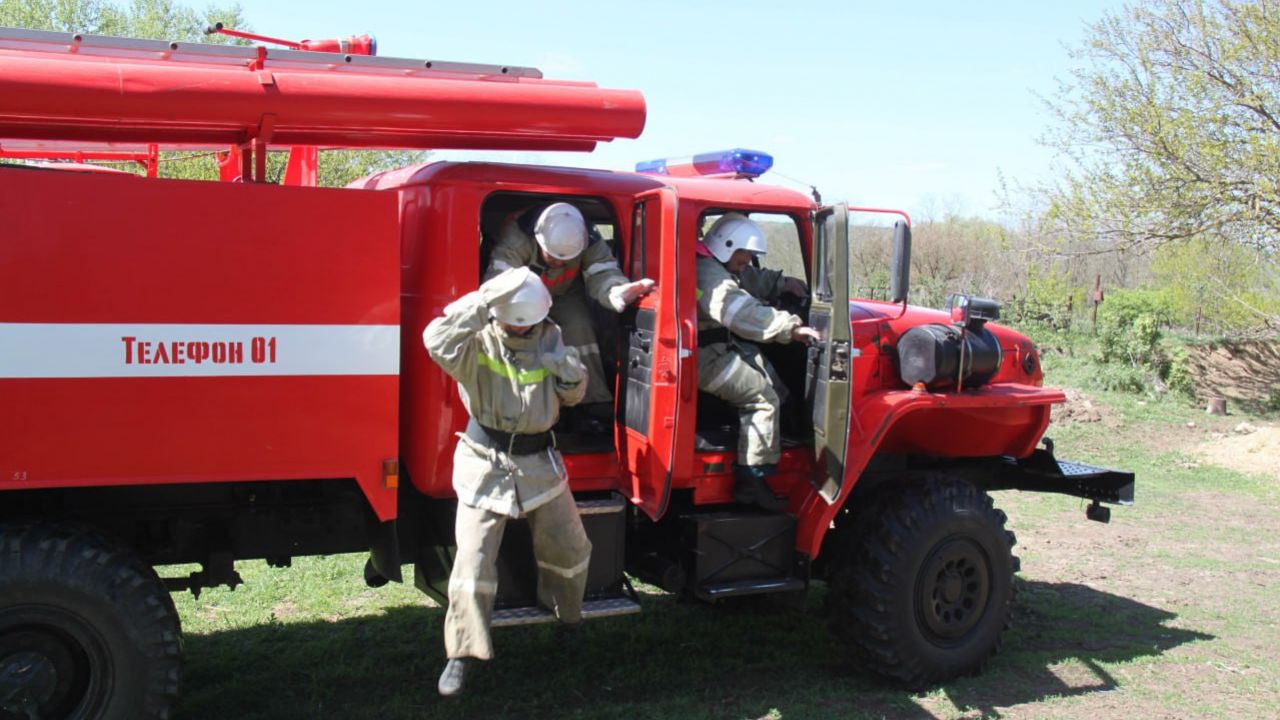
[0,525,182,720]
[826,475,1017,689]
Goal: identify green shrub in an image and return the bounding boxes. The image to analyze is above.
[1165,346,1196,398]
[1097,313,1164,366]
[1264,391,1280,415]
[1095,288,1175,367]
[1088,363,1148,393]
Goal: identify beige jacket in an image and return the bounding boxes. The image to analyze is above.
[695,255,803,342]
[486,222,630,310]
[423,291,587,516]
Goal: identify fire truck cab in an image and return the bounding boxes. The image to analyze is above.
[356,156,855,610]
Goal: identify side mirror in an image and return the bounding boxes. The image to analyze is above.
[946,293,1002,330]
[889,221,911,303]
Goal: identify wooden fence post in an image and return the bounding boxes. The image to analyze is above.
[1091,274,1104,335]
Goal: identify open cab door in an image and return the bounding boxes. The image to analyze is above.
[807,204,852,502]
[618,187,689,519]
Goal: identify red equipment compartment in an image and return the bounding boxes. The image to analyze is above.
[0,167,401,520]
[0,33,646,151]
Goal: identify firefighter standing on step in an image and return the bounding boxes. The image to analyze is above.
[696,212,820,511]
[423,267,593,698]
[485,202,654,427]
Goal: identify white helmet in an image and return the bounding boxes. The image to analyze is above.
[491,272,552,326]
[533,202,587,261]
[703,212,766,264]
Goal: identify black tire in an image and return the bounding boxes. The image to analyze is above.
[0,525,182,720]
[826,475,1018,689]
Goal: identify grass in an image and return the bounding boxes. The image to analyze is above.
[169,349,1280,719]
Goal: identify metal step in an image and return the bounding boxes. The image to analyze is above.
[695,577,806,601]
[577,495,626,516]
[491,596,641,628]
[1052,458,1136,505]
[997,449,1136,506]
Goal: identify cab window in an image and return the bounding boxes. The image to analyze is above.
[699,211,806,281]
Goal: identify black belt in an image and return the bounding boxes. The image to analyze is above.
[465,419,553,455]
[697,327,736,348]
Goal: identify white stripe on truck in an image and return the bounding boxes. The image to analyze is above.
[0,323,399,378]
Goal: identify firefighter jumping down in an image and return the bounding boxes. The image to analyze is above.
[485,202,654,428]
[423,267,594,697]
[696,213,821,511]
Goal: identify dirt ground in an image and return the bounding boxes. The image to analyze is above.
[1051,388,1119,426]
[949,346,1280,719]
[1196,424,1280,479]
[920,429,1280,719]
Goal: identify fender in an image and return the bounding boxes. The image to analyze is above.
[795,382,1064,558]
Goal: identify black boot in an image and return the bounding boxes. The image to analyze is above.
[732,464,787,511]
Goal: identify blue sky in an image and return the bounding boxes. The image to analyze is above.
[228,0,1121,218]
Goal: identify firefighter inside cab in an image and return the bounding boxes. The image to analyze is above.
[484,202,656,433]
[695,213,820,510]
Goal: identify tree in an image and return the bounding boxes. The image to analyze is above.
[1151,239,1280,333]
[0,0,247,42]
[1,0,427,186]
[1041,0,1279,252]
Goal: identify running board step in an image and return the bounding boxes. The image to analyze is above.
[491,596,641,628]
[996,448,1136,505]
[695,577,806,601]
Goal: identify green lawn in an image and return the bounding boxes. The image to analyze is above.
[171,373,1280,719]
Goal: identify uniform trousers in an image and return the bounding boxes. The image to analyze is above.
[696,340,785,466]
[444,487,592,660]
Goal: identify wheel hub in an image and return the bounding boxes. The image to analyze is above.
[0,622,95,720]
[917,537,991,643]
[2,649,57,718]
[941,573,963,603]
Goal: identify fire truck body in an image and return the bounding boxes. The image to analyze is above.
[1,168,401,558]
[0,27,1136,719]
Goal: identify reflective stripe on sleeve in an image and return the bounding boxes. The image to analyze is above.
[477,353,550,384]
[720,294,753,329]
[570,342,601,358]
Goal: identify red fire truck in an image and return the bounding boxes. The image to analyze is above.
[0,27,1133,719]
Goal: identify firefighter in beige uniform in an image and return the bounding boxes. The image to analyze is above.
[423,267,592,697]
[697,213,820,510]
[485,202,654,410]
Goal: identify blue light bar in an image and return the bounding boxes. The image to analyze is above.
[635,157,668,174]
[636,148,774,178]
